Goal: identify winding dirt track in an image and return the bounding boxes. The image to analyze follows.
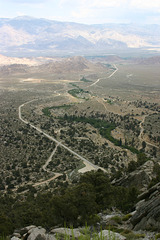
[33,173,62,187]
[42,143,60,172]
[18,100,105,178]
[139,115,159,149]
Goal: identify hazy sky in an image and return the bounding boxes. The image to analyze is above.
[0,0,160,24]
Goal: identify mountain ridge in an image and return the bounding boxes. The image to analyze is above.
[0,16,160,56]
[0,55,107,75]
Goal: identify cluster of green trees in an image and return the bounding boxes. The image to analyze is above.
[68,88,88,98]
[42,105,72,117]
[0,170,139,236]
[61,115,139,154]
[133,100,159,112]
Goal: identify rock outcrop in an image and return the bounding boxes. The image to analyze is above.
[11,226,126,240]
[115,160,154,191]
[99,230,126,240]
[50,228,81,238]
[11,226,56,240]
[130,183,160,231]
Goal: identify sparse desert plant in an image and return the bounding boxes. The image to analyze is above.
[110,216,122,224]
[122,214,132,222]
[61,225,121,240]
[0,235,9,240]
[122,232,145,240]
[155,233,160,239]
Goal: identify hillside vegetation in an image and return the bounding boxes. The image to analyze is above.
[0,170,139,236]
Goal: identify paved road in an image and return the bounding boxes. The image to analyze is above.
[89,77,103,87]
[88,64,119,87]
[107,64,119,78]
[18,100,102,172]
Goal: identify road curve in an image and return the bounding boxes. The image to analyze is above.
[88,64,119,87]
[89,77,103,87]
[18,100,104,172]
[33,173,62,187]
[107,64,119,78]
[139,115,159,149]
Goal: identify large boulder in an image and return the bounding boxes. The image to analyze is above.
[20,225,36,236]
[130,183,160,231]
[51,227,81,238]
[27,227,46,240]
[12,226,57,240]
[11,237,21,240]
[99,230,126,240]
[115,161,154,191]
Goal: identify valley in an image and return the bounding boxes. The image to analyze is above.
[0,56,159,195]
[0,55,160,236]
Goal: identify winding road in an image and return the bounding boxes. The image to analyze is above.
[18,65,120,184]
[107,64,119,78]
[139,115,159,149]
[88,64,119,87]
[89,77,103,87]
[18,100,104,178]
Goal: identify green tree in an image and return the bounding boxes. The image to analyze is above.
[128,161,137,172]
[0,215,14,236]
[142,141,146,149]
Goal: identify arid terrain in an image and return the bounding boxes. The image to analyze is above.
[0,54,159,195]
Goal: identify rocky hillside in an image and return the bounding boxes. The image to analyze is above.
[114,160,155,191]
[11,226,127,240]
[131,182,160,231]
[0,56,106,75]
[1,170,160,239]
[10,182,160,240]
[136,56,160,65]
[10,183,160,240]
[36,56,106,73]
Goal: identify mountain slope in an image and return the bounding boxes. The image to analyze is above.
[0,17,160,55]
[0,56,106,75]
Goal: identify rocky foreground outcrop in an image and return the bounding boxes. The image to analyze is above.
[131,182,160,231]
[11,225,126,240]
[115,161,154,191]
[10,183,160,239]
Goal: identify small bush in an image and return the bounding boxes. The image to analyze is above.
[121,229,131,234]
[122,214,132,222]
[122,232,145,240]
[111,216,122,224]
[62,225,120,240]
[105,226,122,233]
[155,233,160,239]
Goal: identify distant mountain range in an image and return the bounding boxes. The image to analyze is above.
[0,16,160,56]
